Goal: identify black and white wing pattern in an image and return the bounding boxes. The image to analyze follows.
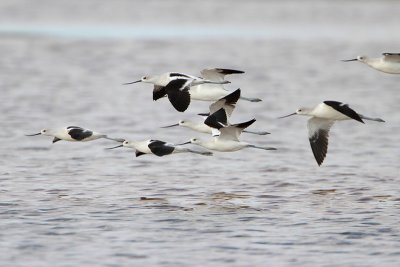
[204,108,228,130]
[153,85,167,101]
[67,126,93,141]
[382,53,400,63]
[163,79,192,112]
[307,118,335,166]
[324,101,364,123]
[200,68,244,82]
[148,140,175,157]
[209,89,241,117]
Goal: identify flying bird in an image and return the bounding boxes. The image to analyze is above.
[106,139,213,157]
[178,108,276,152]
[342,53,400,74]
[279,101,385,166]
[26,126,121,143]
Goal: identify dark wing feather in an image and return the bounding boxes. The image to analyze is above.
[324,101,364,123]
[215,68,245,75]
[135,150,146,157]
[68,127,93,140]
[153,85,167,101]
[164,79,192,112]
[308,118,334,166]
[148,140,175,157]
[52,137,61,143]
[232,118,256,130]
[204,108,228,129]
[167,89,190,112]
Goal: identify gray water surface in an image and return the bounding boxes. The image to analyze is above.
[1,1,399,266]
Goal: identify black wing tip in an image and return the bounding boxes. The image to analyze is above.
[234,118,256,129]
[324,101,364,123]
[213,68,245,75]
[222,88,241,104]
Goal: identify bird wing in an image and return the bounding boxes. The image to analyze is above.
[67,126,93,140]
[218,119,256,141]
[200,68,244,82]
[382,53,400,63]
[164,79,192,112]
[307,118,335,166]
[148,140,175,157]
[323,101,364,123]
[209,89,241,116]
[153,85,167,101]
[204,108,228,130]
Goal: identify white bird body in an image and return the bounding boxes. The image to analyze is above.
[26,126,112,143]
[123,140,153,154]
[309,103,353,121]
[190,137,249,152]
[280,101,385,166]
[108,139,212,157]
[178,120,213,134]
[179,111,276,152]
[343,53,400,74]
[188,84,230,101]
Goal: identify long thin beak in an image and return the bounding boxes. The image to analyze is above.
[122,80,141,85]
[341,58,358,62]
[176,141,191,146]
[278,113,297,119]
[161,123,179,128]
[26,133,41,136]
[106,144,123,150]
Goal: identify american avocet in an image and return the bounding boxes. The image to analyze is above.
[342,53,400,74]
[26,126,121,143]
[189,68,262,102]
[123,71,230,101]
[279,101,385,166]
[178,108,276,152]
[161,89,270,135]
[124,71,230,112]
[107,139,213,157]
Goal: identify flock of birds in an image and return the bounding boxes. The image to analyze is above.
[27,53,399,166]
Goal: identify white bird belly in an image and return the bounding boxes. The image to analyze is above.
[189,85,229,101]
[313,104,350,120]
[202,140,245,152]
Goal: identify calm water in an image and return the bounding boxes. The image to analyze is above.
[1,1,399,266]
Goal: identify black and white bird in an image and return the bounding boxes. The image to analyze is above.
[26,126,121,143]
[342,53,400,74]
[188,68,261,102]
[279,101,385,166]
[161,89,269,135]
[106,139,213,157]
[178,108,276,152]
[124,71,230,112]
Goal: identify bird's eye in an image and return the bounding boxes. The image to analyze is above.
[298,109,302,112]
[143,76,147,80]
[43,130,46,132]
[193,139,197,141]
[181,121,185,123]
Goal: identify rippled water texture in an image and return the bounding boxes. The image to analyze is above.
[1,0,399,266]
